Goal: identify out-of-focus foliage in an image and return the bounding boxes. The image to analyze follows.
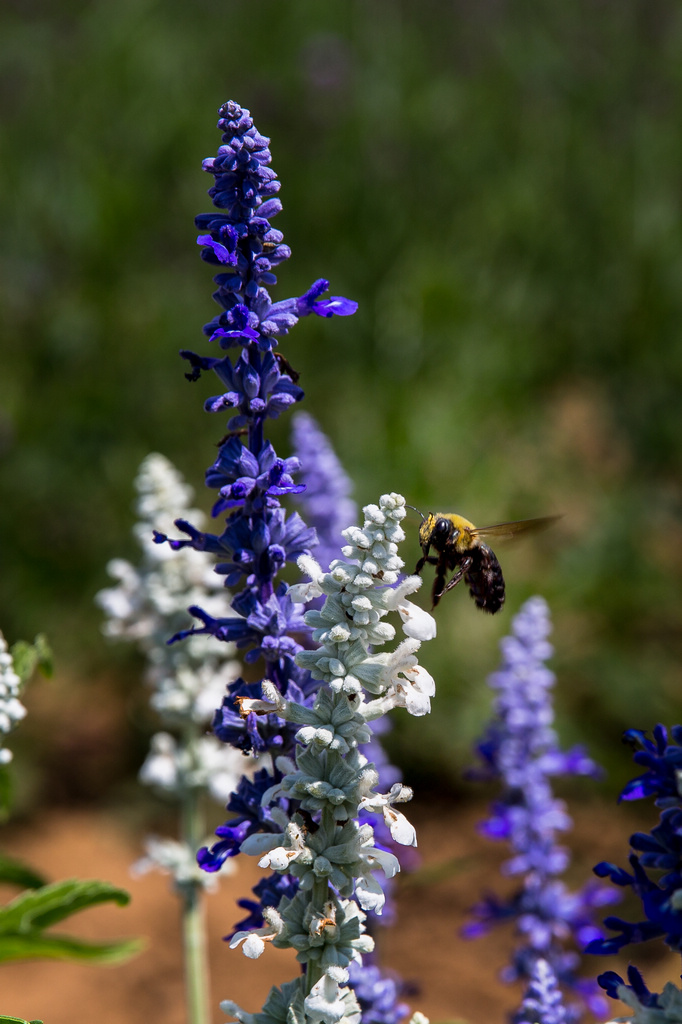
[9,636,52,687]
[1,0,681,786]
[0,853,46,891]
[0,878,141,964]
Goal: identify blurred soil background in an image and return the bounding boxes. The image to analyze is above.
[0,798,676,1024]
[2,0,682,1020]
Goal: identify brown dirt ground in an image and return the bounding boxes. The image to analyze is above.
[0,799,675,1024]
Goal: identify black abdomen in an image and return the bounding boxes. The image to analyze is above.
[465,544,505,613]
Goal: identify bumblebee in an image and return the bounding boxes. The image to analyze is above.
[411,510,561,612]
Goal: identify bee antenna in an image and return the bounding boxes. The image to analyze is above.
[405,504,425,521]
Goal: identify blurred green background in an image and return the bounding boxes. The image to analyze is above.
[2,0,681,800]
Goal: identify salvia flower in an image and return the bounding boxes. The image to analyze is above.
[585,725,682,1017]
[176,104,356,909]
[165,99,434,1024]
[346,960,411,1024]
[0,632,26,766]
[96,453,249,881]
[465,596,613,1021]
[289,415,413,920]
[598,965,682,1024]
[290,411,357,575]
[513,958,569,1024]
[618,725,682,808]
[221,494,436,1024]
[160,100,432,1024]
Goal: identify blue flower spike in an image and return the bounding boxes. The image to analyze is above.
[588,723,682,1019]
[161,101,439,1024]
[466,596,614,1022]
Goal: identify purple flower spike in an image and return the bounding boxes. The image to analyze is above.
[514,959,568,1024]
[346,961,410,1024]
[197,232,239,266]
[466,596,613,1022]
[296,278,358,319]
[587,723,682,1006]
[619,724,682,807]
[160,99,418,1022]
[157,98,357,795]
[291,411,357,571]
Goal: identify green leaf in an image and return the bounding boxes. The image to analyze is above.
[0,931,142,965]
[0,1016,44,1023]
[0,853,47,890]
[0,879,131,934]
[0,878,140,963]
[9,635,53,684]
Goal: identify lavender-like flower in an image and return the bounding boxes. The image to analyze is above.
[162,105,357,901]
[465,596,614,1021]
[347,960,411,1024]
[291,411,412,923]
[222,492,436,1024]
[150,101,437,1024]
[97,452,254,1024]
[154,103,356,886]
[586,725,682,1020]
[291,411,357,573]
[155,103,356,700]
[96,453,247,818]
[598,964,682,1023]
[513,958,569,1024]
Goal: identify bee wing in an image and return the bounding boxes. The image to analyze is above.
[471,515,563,542]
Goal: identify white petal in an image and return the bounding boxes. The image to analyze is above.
[386,808,417,847]
[304,975,347,1024]
[403,685,432,717]
[242,934,265,959]
[354,873,386,914]
[366,845,401,878]
[297,554,323,580]
[259,846,291,871]
[398,600,437,641]
[288,581,323,604]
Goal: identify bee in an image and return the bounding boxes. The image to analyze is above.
[409,508,561,613]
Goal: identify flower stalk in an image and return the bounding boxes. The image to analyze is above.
[181,783,211,1024]
[587,725,682,1021]
[465,596,615,1021]
[223,493,436,1023]
[152,99,432,1024]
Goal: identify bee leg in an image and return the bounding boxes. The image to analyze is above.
[415,554,438,574]
[431,555,461,607]
[443,555,473,595]
[432,555,474,607]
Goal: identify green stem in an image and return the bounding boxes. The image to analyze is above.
[305,875,332,996]
[180,756,211,1024]
[304,800,337,998]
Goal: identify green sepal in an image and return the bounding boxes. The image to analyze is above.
[0,852,47,890]
[255,978,306,1024]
